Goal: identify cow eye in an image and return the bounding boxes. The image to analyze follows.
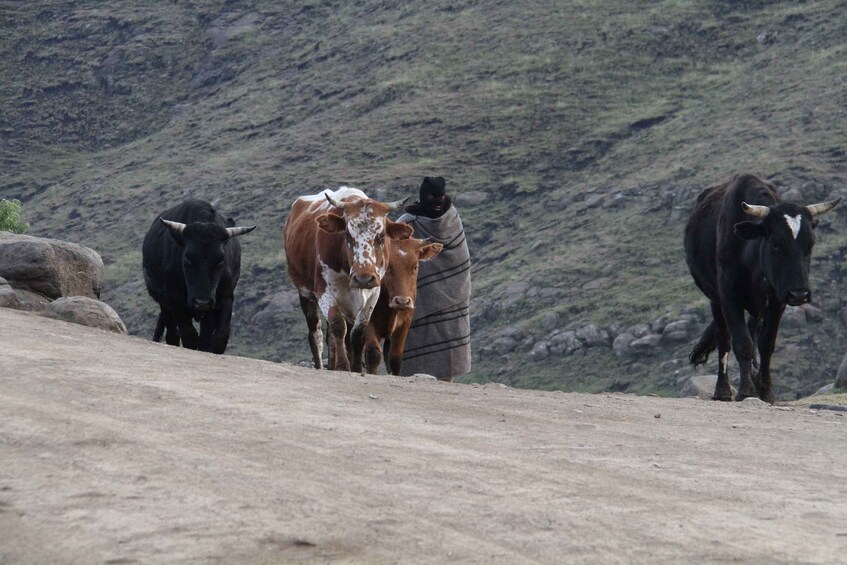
[185,257,193,267]
[771,242,781,252]
[216,260,224,269]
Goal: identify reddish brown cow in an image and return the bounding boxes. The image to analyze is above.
[363,237,443,375]
[284,187,412,372]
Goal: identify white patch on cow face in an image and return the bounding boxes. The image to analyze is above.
[783,214,802,239]
[346,214,385,271]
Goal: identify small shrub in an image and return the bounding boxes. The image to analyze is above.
[0,198,30,233]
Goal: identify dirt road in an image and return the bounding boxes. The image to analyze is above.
[1,308,846,563]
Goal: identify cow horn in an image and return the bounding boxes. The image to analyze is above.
[741,202,770,218]
[325,193,348,211]
[806,196,842,217]
[384,196,410,212]
[160,218,187,233]
[225,225,257,238]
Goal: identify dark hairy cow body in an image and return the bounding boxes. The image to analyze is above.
[142,199,255,354]
[284,187,412,372]
[684,174,840,402]
[363,237,443,375]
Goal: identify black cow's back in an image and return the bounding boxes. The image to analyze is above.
[683,175,778,302]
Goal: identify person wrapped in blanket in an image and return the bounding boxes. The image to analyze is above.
[395,176,471,381]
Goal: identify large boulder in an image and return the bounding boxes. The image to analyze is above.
[44,296,127,334]
[0,276,18,309]
[0,232,103,300]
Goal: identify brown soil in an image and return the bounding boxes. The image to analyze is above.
[1,308,845,563]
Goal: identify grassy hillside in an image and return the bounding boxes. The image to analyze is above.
[2,0,846,399]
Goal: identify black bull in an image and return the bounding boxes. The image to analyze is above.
[142,199,255,354]
[684,174,840,403]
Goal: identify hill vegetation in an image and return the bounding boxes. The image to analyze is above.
[2,0,846,399]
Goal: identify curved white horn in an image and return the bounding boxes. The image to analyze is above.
[225,225,256,238]
[160,218,187,233]
[384,196,410,212]
[806,196,842,217]
[325,192,347,210]
[741,202,770,218]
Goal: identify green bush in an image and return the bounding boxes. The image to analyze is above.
[0,198,30,233]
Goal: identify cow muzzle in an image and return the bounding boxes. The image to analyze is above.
[389,296,414,310]
[785,289,811,306]
[192,298,215,312]
[351,273,379,289]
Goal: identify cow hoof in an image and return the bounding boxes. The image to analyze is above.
[711,393,733,402]
[760,391,775,404]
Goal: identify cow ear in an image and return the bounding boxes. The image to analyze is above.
[419,242,444,261]
[734,221,767,240]
[386,220,413,240]
[316,213,346,233]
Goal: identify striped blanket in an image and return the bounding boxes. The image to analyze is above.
[396,206,471,380]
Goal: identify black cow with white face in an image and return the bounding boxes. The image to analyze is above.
[684,174,840,403]
[142,199,255,354]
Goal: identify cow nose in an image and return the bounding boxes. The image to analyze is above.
[353,273,378,288]
[193,298,213,311]
[786,290,811,305]
[390,296,414,310]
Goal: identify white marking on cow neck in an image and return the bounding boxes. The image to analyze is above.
[783,214,802,239]
[319,260,374,322]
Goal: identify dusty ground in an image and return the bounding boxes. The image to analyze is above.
[1,308,846,564]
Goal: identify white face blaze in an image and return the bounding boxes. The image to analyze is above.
[783,214,802,240]
[346,210,386,277]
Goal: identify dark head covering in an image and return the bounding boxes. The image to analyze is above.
[420,176,447,199]
[407,176,452,218]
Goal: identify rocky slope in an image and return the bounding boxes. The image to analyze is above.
[2,0,846,398]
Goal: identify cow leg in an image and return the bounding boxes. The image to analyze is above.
[756,300,785,404]
[722,302,757,401]
[386,322,411,377]
[163,310,180,346]
[198,311,216,352]
[299,294,323,369]
[363,324,382,374]
[208,299,234,355]
[350,290,380,374]
[174,308,199,350]
[710,303,733,401]
[327,306,350,371]
[153,310,166,342]
[747,314,761,384]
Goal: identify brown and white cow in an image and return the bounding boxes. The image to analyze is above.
[363,237,443,375]
[284,187,412,372]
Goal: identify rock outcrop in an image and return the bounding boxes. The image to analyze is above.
[0,232,103,299]
[0,232,125,334]
[44,296,128,334]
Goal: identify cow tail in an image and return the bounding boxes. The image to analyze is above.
[689,320,717,366]
[153,312,165,342]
